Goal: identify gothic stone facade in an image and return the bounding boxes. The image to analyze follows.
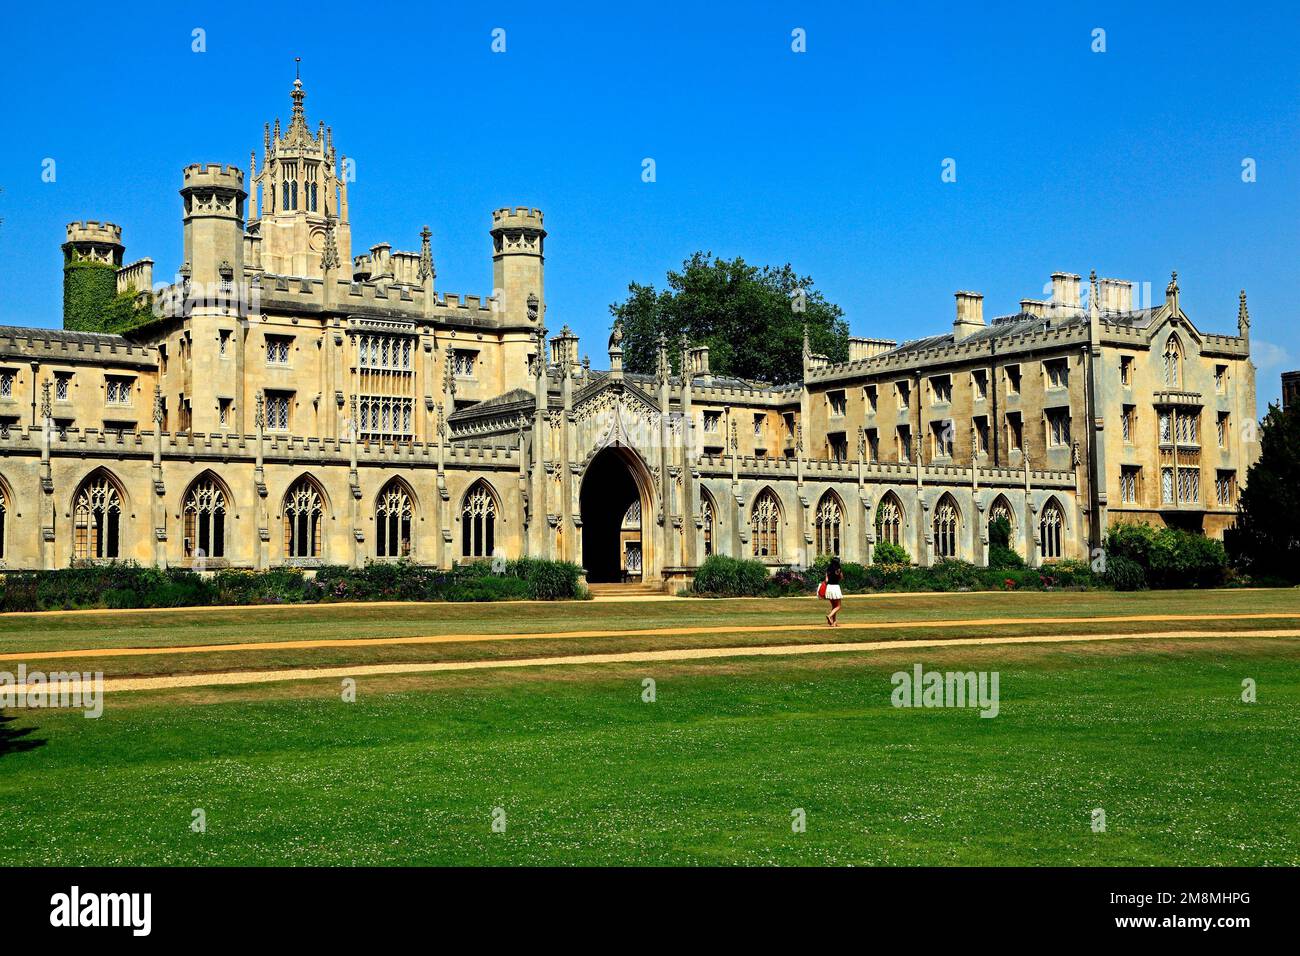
[0,80,1260,584]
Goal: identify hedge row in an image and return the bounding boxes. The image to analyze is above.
[0,559,588,612]
[690,554,1102,597]
[690,522,1233,598]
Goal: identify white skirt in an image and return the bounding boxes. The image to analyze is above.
[824,584,843,601]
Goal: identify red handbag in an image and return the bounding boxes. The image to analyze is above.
[817,580,827,600]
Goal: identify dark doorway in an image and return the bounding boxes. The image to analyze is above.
[580,448,642,583]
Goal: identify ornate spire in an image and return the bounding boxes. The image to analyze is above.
[1088,270,1100,318]
[40,379,51,421]
[443,344,457,396]
[321,216,340,271]
[1238,289,1251,336]
[418,226,433,283]
[290,59,306,127]
[254,390,265,429]
[152,384,164,424]
[1165,270,1180,313]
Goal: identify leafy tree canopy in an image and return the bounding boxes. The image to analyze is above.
[1227,403,1300,582]
[609,252,848,384]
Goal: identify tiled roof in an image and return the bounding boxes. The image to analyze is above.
[888,312,1088,355]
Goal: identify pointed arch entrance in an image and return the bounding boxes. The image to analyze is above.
[579,446,655,583]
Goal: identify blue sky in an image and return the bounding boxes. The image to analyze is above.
[1,1,1296,407]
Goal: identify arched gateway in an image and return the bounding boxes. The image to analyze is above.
[579,446,654,583]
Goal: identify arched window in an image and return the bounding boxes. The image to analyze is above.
[815,491,843,557]
[184,476,227,559]
[933,494,959,560]
[700,490,716,558]
[462,481,497,558]
[1163,335,1183,388]
[622,499,642,574]
[876,492,903,546]
[1040,498,1064,561]
[74,472,123,560]
[283,478,324,559]
[0,483,7,560]
[282,179,290,210]
[988,495,1014,549]
[750,489,781,560]
[376,480,414,558]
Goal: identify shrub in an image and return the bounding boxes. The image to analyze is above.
[767,567,811,596]
[927,559,982,592]
[988,516,1012,550]
[509,558,585,600]
[1105,554,1147,591]
[987,544,1024,570]
[214,568,314,605]
[1104,522,1227,589]
[873,541,909,565]
[692,555,770,596]
[1038,559,1097,589]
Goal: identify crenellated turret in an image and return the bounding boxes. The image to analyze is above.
[490,207,546,328]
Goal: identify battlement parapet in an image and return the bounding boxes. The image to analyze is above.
[491,207,546,232]
[182,163,246,190]
[0,325,159,367]
[117,259,154,294]
[64,221,123,245]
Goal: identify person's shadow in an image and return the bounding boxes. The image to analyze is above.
[0,711,46,757]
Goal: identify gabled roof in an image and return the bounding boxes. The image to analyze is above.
[447,387,534,422]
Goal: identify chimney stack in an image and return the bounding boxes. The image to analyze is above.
[688,345,712,385]
[952,291,985,342]
[847,337,897,361]
[1099,278,1133,313]
[1050,272,1082,312]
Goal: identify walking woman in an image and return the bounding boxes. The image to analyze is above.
[823,556,844,627]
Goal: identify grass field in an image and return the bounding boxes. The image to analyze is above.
[2,589,1298,865]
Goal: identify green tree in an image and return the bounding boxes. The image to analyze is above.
[609,252,848,383]
[1227,403,1300,582]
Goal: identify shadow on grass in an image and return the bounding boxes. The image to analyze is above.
[0,711,46,757]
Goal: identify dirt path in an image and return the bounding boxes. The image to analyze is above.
[9,628,1299,695]
[4,611,1298,663]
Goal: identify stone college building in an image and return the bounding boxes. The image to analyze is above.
[0,79,1260,586]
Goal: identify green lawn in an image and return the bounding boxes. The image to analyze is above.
[2,632,1298,865]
